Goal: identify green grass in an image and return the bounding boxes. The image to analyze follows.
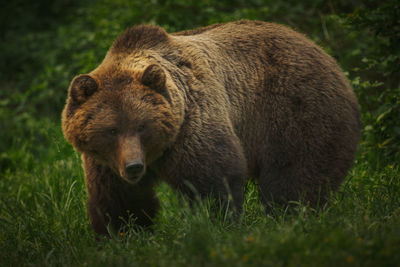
[1,118,399,267]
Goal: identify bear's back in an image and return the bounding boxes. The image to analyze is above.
[171,20,360,176]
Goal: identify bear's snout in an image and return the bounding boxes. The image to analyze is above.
[117,135,146,184]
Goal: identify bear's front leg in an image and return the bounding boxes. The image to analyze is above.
[82,154,159,236]
[160,126,247,213]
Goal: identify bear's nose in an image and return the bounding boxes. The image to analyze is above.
[125,160,144,177]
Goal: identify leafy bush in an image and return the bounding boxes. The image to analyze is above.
[344,0,400,163]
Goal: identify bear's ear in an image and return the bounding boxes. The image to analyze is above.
[69,74,98,105]
[140,64,166,92]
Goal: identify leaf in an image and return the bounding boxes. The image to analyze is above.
[364,125,373,131]
[376,108,392,123]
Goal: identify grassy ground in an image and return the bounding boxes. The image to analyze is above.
[0,117,399,267]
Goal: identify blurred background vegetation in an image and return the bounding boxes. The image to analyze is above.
[0,1,399,265]
[1,0,399,167]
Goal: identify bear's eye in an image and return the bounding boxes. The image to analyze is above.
[137,124,145,134]
[109,128,118,136]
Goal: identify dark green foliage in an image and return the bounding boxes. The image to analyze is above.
[0,0,399,266]
[345,0,400,163]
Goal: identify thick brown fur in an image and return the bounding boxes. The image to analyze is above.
[62,20,360,235]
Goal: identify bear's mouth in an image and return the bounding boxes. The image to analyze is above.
[123,174,144,185]
[120,172,145,185]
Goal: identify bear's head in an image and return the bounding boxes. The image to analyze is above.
[62,63,183,184]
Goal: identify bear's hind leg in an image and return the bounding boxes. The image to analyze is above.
[257,163,332,211]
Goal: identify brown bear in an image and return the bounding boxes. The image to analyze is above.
[62,20,360,235]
